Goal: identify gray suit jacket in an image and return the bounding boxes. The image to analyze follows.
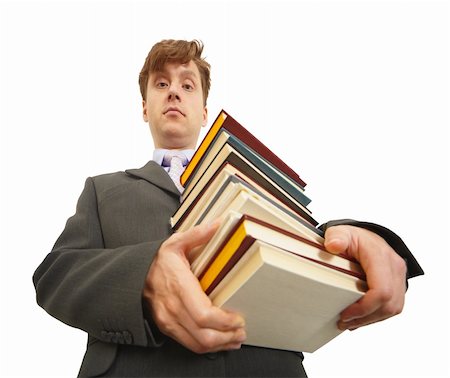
[33,161,423,377]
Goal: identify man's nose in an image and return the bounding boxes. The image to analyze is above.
[168,85,181,101]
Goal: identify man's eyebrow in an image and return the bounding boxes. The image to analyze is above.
[179,70,199,80]
[152,71,168,79]
[151,69,199,81]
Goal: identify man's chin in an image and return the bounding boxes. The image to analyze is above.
[160,131,192,149]
[153,121,199,149]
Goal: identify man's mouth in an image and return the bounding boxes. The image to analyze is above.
[164,107,185,116]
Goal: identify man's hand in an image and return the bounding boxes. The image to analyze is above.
[324,225,407,331]
[143,221,247,354]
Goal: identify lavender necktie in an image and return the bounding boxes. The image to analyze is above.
[162,151,188,193]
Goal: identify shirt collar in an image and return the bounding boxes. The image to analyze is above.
[153,149,195,166]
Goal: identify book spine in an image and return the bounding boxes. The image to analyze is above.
[223,113,307,188]
[181,111,227,186]
[227,136,312,207]
[205,237,256,295]
[225,153,318,226]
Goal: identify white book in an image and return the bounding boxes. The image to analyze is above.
[190,211,243,275]
[210,240,367,353]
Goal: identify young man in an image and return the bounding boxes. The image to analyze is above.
[33,39,423,377]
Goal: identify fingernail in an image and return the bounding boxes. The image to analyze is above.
[236,329,247,342]
[234,316,245,328]
[342,316,358,323]
[208,219,221,230]
[327,238,345,248]
[338,318,355,330]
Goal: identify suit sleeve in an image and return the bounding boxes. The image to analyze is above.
[319,219,424,279]
[33,177,165,348]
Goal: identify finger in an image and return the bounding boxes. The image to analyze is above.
[338,287,392,327]
[327,227,395,322]
[339,260,406,330]
[173,303,247,353]
[172,219,221,255]
[340,246,396,323]
[338,307,394,330]
[188,301,246,332]
[152,291,245,353]
[176,266,246,331]
[164,317,209,353]
[324,226,352,255]
[181,317,247,353]
[340,258,395,322]
[221,341,244,351]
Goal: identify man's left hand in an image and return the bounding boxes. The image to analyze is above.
[324,225,407,331]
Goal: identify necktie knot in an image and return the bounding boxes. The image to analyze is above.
[162,151,188,168]
[162,151,188,193]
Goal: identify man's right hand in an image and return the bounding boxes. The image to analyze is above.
[143,220,247,354]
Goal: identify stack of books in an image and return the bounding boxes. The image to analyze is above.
[171,110,367,353]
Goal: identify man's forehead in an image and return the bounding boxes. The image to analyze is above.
[152,61,200,78]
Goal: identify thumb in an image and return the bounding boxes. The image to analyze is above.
[324,226,352,255]
[175,219,221,256]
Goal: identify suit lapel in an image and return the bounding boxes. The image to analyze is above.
[125,161,181,197]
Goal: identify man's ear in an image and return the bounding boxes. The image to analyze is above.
[142,100,148,122]
[202,107,208,127]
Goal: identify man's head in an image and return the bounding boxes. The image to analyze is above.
[139,40,211,149]
[139,40,211,106]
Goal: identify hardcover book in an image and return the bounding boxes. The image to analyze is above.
[209,239,367,353]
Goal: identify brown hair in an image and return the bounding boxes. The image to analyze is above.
[139,39,211,106]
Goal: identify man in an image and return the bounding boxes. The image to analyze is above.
[33,39,424,377]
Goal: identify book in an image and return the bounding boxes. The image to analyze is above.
[172,160,317,231]
[181,110,307,189]
[190,211,243,274]
[174,175,323,244]
[208,239,367,353]
[196,214,365,295]
[182,129,311,207]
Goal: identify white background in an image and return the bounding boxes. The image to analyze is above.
[1,0,449,377]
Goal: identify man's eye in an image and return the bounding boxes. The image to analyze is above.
[156,82,168,88]
[183,83,193,90]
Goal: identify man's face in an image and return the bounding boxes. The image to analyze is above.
[143,60,208,149]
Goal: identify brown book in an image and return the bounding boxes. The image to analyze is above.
[181,110,307,189]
